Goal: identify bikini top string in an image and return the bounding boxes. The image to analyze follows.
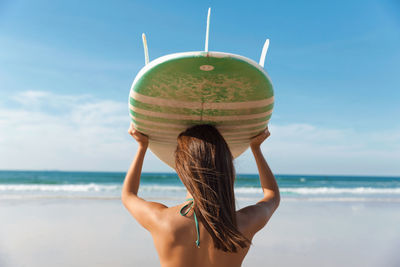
[179,198,200,248]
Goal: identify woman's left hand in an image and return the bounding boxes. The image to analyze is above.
[128,123,149,148]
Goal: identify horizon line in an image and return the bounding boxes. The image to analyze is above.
[0,169,399,178]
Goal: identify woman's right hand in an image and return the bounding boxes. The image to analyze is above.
[128,123,149,149]
[250,127,270,149]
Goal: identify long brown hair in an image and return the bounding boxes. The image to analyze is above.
[175,124,250,252]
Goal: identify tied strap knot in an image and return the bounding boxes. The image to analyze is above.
[179,198,200,248]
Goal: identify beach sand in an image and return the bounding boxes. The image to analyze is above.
[1,198,399,267]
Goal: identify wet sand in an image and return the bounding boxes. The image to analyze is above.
[0,198,399,267]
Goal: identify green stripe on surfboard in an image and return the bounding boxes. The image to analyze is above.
[129,110,272,126]
[130,118,267,133]
[129,97,273,117]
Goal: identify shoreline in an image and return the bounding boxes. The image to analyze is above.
[1,169,399,178]
[2,195,400,203]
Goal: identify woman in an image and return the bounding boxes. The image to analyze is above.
[122,124,280,267]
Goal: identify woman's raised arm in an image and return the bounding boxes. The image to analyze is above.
[250,127,280,209]
[121,123,167,232]
[121,125,148,197]
[237,127,280,236]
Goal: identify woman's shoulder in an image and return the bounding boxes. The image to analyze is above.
[151,204,201,250]
[153,205,192,233]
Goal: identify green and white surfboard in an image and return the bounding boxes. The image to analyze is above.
[129,8,274,168]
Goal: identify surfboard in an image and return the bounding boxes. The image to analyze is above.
[129,8,274,168]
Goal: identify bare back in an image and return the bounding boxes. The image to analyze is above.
[149,202,274,267]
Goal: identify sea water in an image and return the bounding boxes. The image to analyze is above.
[0,171,399,202]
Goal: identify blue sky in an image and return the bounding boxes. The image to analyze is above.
[0,0,399,175]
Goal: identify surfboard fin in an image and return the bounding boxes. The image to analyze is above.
[259,38,270,68]
[205,7,211,52]
[142,33,150,65]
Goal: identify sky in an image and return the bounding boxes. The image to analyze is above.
[0,0,399,175]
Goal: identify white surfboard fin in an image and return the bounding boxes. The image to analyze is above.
[142,33,149,65]
[205,7,211,52]
[259,38,270,68]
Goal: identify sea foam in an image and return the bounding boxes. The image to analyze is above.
[1,184,400,195]
[0,183,119,192]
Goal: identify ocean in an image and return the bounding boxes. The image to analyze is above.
[1,171,400,202]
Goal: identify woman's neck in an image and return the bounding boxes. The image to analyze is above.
[185,191,193,200]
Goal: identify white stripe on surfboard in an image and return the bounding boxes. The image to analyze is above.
[134,128,256,139]
[148,138,249,146]
[217,120,268,129]
[130,91,274,110]
[133,123,266,137]
[130,105,200,120]
[138,130,255,142]
[130,113,269,130]
[148,137,253,144]
[130,114,190,128]
[129,104,273,121]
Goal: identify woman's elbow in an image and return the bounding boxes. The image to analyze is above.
[121,190,131,205]
[274,193,281,210]
[260,190,280,210]
[268,191,281,211]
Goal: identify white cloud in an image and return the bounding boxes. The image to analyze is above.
[0,91,172,172]
[1,91,399,175]
[11,90,92,110]
[235,123,400,176]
